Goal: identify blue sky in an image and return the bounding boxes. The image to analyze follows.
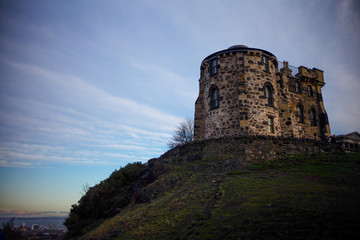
[1,0,359,217]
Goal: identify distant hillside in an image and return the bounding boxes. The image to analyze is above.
[65,138,360,240]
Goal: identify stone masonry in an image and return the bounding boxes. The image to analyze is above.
[194,45,331,141]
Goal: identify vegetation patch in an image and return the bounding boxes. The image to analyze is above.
[64,162,145,239]
[67,151,360,240]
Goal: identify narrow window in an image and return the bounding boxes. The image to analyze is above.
[268,117,274,133]
[210,58,218,76]
[307,85,313,97]
[262,55,269,72]
[310,107,317,126]
[265,84,273,106]
[317,93,322,102]
[297,103,304,123]
[295,81,301,93]
[210,86,219,109]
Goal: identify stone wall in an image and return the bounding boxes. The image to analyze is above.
[242,50,279,136]
[198,51,245,139]
[279,65,330,140]
[162,136,343,164]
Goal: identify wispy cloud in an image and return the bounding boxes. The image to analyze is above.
[3,59,182,127]
[0,210,68,217]
[324,63,360,134]
[129,57,197,100]
[336,0,360,42]
[1,60,180,167]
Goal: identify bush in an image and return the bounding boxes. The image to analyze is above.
[64,162,145,239]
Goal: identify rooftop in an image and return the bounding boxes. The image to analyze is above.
[203,45,276,62]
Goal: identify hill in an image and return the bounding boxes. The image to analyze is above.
[65,137,360,239]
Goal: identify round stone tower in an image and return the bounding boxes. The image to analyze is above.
[194,45,279,140]
[194,45,331,141]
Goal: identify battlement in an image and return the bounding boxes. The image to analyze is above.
[297,66,324,84]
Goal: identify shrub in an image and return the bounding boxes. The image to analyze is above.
[64,162,145,238]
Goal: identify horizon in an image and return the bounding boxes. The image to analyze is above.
[1,0,359,218]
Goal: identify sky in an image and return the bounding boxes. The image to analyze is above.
[0,0,359,218]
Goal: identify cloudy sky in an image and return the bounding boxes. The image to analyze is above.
[1,0,359,217]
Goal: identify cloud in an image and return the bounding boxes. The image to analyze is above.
[0,60,181,167]
[324,63,360,134]
[3,59,182,127]
[129,57,197,99]
[0,210,68,217]
[336,0,360,38]
[332,0,360,65]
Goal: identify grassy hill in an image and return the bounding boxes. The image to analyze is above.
[66,140,360,240]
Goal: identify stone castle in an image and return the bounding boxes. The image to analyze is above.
[194,45,331,141]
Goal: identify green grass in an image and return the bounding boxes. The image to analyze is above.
[80,152,360,240]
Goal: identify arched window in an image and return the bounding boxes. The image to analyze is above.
[307,85,313,97]
[210,86,219,109]
[310,107,317,126]
[264,83,273,106]
[295,81,301,93]
[297,103,304,123]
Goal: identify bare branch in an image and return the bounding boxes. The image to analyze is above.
[80,183,91,196]
[167,118,194,148]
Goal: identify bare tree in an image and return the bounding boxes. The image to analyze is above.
[80,183,97,218]
[167,118,194,148]
[80,183,91,196]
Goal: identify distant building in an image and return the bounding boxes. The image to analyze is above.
[194,45,331,141]
[31,224,39,230]
[336,132,360,152]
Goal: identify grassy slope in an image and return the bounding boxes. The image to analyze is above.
[81,152,360,240]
